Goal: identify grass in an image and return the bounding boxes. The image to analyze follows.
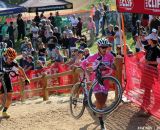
[87,33,134,54]
[126,32,135,52]
[80,0,116,10]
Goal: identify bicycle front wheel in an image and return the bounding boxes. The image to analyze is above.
[69,82,86,119]
[88,76,122,114]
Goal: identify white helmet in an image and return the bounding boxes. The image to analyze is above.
[97,38,111,47]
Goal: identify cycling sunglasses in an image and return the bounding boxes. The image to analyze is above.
[100,46,108,49]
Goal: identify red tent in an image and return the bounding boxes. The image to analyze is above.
[116,0,160,15]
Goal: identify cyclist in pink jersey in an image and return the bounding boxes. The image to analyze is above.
[81,38,114,130]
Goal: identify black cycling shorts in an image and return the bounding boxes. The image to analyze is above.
[0,74,13,93]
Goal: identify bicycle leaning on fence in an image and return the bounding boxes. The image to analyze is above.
[69,56,123,119]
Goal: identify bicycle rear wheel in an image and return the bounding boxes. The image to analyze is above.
[0,78,7,111]
[69,82,85,119]
[88,76,122,114]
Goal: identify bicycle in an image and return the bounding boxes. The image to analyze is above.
[69,57,123,119]
[0,70,18,111]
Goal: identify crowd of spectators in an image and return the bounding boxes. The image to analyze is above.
[0,2,159,76]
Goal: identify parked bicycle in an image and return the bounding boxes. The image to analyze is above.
[69,57,123,119]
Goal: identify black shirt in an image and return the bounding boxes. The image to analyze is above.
[47,43,56,51]
[2,58,19,76]
[53,32,61,44]
[3,59,18,69]
[19,58,28,68]
[61,38,69,49]
[144,45,160,67]
[17,18,25,31]
[38,48,46,56]
[26,62,34,70]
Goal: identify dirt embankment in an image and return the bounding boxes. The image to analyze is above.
[0,96,159,130]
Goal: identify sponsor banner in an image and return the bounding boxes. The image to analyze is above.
[116,0,160,15]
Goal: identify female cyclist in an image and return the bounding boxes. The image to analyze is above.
[81,38,114,130]
[0,47,30,118]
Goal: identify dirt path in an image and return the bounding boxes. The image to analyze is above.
[0,96,159,130]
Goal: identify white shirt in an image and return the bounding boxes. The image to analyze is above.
[31,26,39,38]
[70,17,78,27]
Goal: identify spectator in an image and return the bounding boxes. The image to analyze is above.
[70,14,78,37]
[53,27,61,45]
[93,6,101,36]
[36,60,45,70]
[145,28,158,41]
[26,42,35,55]
[79,35,87,50]
[87,16,96,43]
[144,37,160,67]
[65,49,79,65]
[55,11,62,33]
[90,4,96,18]
[17,13,25,41]
[135,34,142,52]
[48,12,55,27]
[19,51,28,68]
[44,25,52,39]
[1,22,8,39]
[26,20,32,36]
[106,24,115,51]
[84,48,91,59]
[101,11,107,36]
[7,22,15,45]
[63,25,72,37]
[74,49,84,65]
[34,12,41,26]
[46,20,54,30]
[140,36,160,115]
[116,45,123,58]
[47,36,58,57]
[61,31,69,57]
[40,11,46,19]
[30,22,39,49]
[141,14,149,28]
[102,2,109,12]
[68,31,79,57]
[98,2,104,12]
[149,16,160,33]
[3,34,13,48]
[54,47,64,63]
[114,25,123,47]
[38,43,47,64]
[20,37,29,52]
[76,17,83,38]
[24,55,35,72]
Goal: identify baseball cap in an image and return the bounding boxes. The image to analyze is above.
[152,28,157,33]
